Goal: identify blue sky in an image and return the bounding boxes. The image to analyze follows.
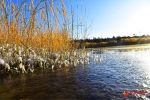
[6,0,150,38]
[69,0,150,38]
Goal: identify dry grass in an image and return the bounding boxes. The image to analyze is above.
[0,0,74,53]
[0,24,72,52]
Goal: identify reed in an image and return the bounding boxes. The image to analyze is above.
[0,0,94,75]
[0,0,73,54]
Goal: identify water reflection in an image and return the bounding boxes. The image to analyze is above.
[1,44,150,99]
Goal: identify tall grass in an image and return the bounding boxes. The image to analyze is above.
[0,0,74,54]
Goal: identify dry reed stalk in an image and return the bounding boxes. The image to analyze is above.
[0,0,73,54]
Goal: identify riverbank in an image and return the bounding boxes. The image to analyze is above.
[76,35,150,48]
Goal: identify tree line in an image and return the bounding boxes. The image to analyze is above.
[74,35,150,48]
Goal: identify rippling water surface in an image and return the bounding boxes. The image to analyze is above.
[1,44,150,99]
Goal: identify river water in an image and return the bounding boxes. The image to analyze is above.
[1,44,150,99]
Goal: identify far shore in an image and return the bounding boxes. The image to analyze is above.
[75,35,150,49]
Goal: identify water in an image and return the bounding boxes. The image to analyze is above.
[1,44,150,99]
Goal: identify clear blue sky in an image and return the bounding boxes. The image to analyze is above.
[69,0,150,38]
[7,0,150,38]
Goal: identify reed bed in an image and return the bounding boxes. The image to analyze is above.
[0,0,92,74]
[0,0,73,53]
